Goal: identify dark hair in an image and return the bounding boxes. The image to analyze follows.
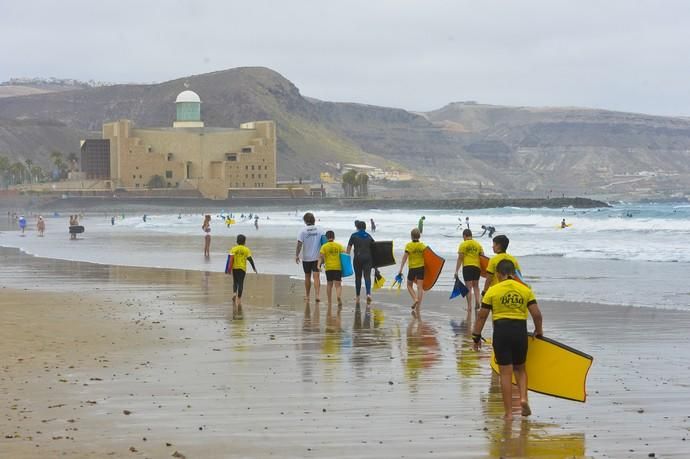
[493,234,509,252]
[237,234,246,244]
[462,229,472,238]
[303,212,315,225]
[411,228,421,241]
[355,220,366,231]
[325,230,335,240]
[496,259,515,277]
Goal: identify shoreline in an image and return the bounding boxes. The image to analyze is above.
[1,195,609,213]
[2,249,690,457]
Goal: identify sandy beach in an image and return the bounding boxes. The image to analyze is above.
[2,247,690,458]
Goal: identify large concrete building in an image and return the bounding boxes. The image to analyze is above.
[81,90,277,199]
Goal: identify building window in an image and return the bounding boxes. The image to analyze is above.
[242,147,252,153]
[139,175,143,179]
[148,146,153,152]
[167,182,171,187]
[165,170,173,178]
[226,154,237,161]
[167,153,174,161]
[251,174,254,178]
[132,174,136,179]
[245,165,248,170]
[135,183,140,188]
[251,165,255,170]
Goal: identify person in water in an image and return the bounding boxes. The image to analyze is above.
[417,216,425,234]
[479,225,496,238]
[228,234,257,312]
[202,214,211,257]
[36,215,45,237]
[561,218,567,228]
[347,220,375,305]
[482,235,521,296]
[18,215,27,234]
[69,215,79,240]
[295,212,324,303]
[454,229,485,318]
[319,230,345,308]
[398,228,426,317]
[472,259,543,420]
[370,218,376,232]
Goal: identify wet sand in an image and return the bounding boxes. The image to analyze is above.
[2,248,690,458]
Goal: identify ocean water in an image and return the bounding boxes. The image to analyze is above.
[2,203,689,309]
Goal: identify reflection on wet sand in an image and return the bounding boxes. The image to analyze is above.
[403,319,440,391]
[483,373,586,458]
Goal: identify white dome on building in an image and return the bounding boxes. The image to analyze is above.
[175,90,201,104]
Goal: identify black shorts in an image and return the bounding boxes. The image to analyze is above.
[325,270,342,282]
[462,266,481,282]
[407,267,425,282]
[302,260,320,274]
[492,319,528,366]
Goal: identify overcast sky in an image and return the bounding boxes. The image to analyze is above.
[2,0,689,116]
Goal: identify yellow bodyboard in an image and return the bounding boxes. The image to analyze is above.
[489,334,593,402]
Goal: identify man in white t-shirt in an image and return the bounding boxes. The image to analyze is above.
[296,212,324,303]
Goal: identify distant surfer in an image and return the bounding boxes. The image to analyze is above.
[319,230,345,309]
[143,214,147,223]
[482,235,521,296]
[479,225,496,238]
[561,218,567,228]
[202,214,211,257]
[36,215,45,237]
[254,215,259,230]
[228,234,257,314]
[465,216,470,229]
[111,216,115,226]
[69,215,79,240]
[347,220,375,306]
[370,218,376,232]
[417,216,425,234]
[398,228,426,318]
[454,229,485,320]
[472,259,543,420]
[296,212,324,304]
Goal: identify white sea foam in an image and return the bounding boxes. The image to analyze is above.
[2,203,689,309]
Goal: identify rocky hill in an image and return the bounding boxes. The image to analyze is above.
[1,67,689,198]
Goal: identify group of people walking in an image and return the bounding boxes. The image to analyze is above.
[296,213,378,310]
[294,211,544,421]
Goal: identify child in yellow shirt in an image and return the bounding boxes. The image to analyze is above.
[398,228,427,317]
[319,230,345,308]
[229,234,257,310]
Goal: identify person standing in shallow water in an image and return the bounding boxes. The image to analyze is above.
[36,215,45,236]
[347,220,375,305]
[202,214,211,257]
[295,212,324,303]
[398,228,426,317]
[472,259,543,420]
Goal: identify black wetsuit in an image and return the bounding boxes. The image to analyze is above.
[348,230,375,297]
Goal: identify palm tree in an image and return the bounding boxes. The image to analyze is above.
[30,165,45,183]
[25,159,33,183]
[355,172,369,197]
[9,162,28,185]
[50,151,65,180]
[341,169,357,197]
[0,155,10,188]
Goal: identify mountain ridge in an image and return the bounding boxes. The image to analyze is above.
[1,66,689,198]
